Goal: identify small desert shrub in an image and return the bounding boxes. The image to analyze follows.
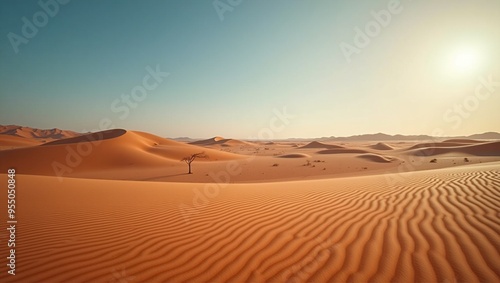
[464,157,469,162]
[272,163,279,167]
[430,159,437,163]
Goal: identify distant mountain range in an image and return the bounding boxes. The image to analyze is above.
[317,132,500,142]
[286,132,500,142]
[2,125,499,142]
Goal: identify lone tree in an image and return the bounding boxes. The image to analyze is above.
[181,152,208,174]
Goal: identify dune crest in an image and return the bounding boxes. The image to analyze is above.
[276,153,311,158]
[409,141,500,156]
[369,142,394,150]
[357,153,396,163]
[42,129,126,146]
[300,141,343,149]
[190,136,255,147]
[0,129,244,177]
[317,148,369,154]
[0,135,42,148]
[0,125,80,139]
[442,139,486,144]
[408,140,487,150]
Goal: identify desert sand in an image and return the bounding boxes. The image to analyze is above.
[0,127,499,282]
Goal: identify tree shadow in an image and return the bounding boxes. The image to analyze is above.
[141,173,190,181]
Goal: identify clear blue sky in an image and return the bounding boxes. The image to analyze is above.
[1,0,499,139]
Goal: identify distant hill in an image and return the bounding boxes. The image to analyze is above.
[316,132,500,142]
[466,132,500,140]
[327,133,434,141]
[189,136,255,147]
[2,125,499,142]
[0,125,81,140]
[171,137,199,143]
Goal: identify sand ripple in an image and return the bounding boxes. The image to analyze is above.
[0,165,499,282]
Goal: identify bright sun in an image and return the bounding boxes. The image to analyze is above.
[451,47,481,73]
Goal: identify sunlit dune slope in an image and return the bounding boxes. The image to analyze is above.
[0,163,498,282]
[299,141,344,149]
[0,129,244,176]
[369,142,394,150]
[189,136,256,147]
[409,141,500,156]
[0,125,80,139]
[0,135,42,148]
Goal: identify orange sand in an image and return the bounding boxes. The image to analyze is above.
[0,128,499,282]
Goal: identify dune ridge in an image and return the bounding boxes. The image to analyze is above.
[189,136,255,147]
[317,148,369,154]
[42,129,127,146]
[300,141,343,149]
[409,141,500,156]
[0,129,244,176]
[0,135,42,148]
[0,125,80,140]
[1,163,498,282]
[356,153,396,163]
[276,153,311,158]
[442,139,487,144]
[369,142,394,150]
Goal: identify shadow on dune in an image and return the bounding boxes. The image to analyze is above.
[42,129,127,146]
[141,173,190,181]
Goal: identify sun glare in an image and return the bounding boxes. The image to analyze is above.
[451,47,481,73]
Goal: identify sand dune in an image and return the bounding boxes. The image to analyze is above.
[317,148,369,154]
[1,163,498,282]
[356,153,396,163]
[2,128,498,182]
[0,125,80,140]
[0,135,42,148]
[0,129,244,177]
[276,153,311,158]
[408,140,489,150]
[300,141,343,149]
[442,139,487,144]
[41,129,126,146]
[369,142,394,150]
[189,136,226,145]
[410,140,500,156]
[0,129,500,282]
[1,126,500,282]
[190,136,255,147]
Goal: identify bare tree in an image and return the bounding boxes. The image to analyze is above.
[181,152,208,174]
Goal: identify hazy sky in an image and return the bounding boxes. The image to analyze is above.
[1,0,499,139]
